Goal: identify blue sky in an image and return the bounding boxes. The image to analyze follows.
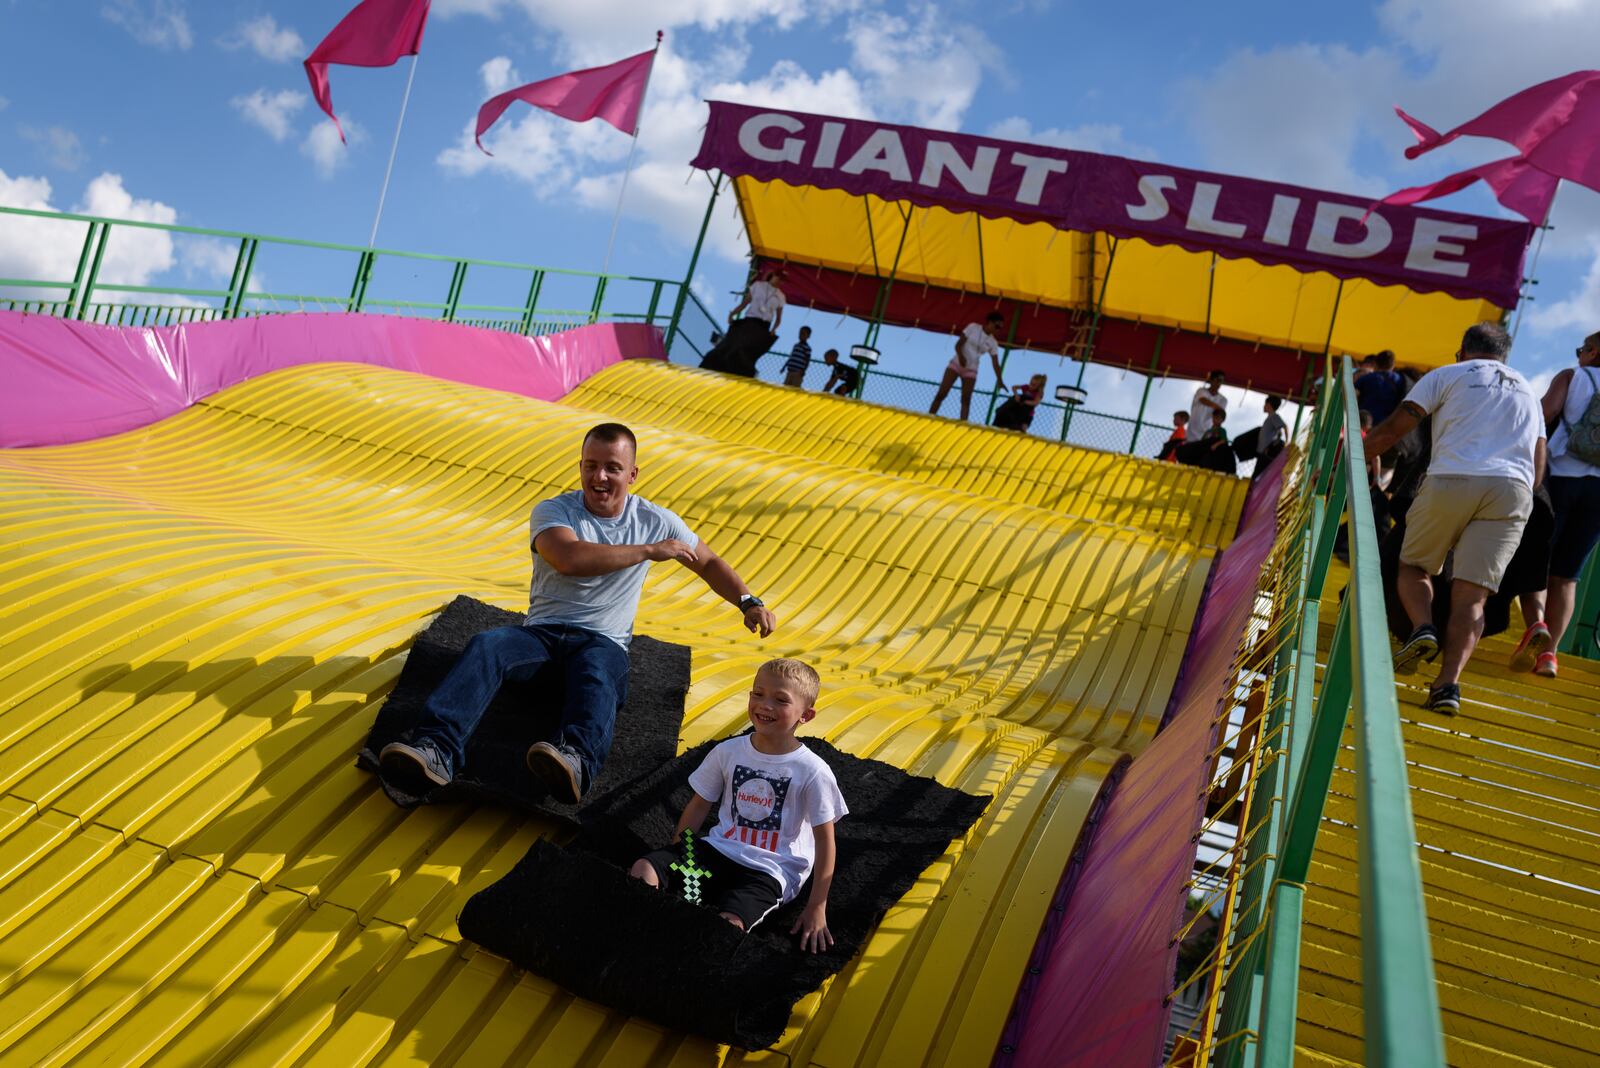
[4,0,1600,440]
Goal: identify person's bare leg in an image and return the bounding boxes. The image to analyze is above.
[1544,577,1578,645]
[1520,590,1546,630]
[1435,579,1490,687]
[958,376,975,420]
[629,859,660,887]
[929,368,957,414]
[719,912,746,930]
[1396,563,1435,631]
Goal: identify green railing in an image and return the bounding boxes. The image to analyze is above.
[1197,356,1444,1066]
[0,204,699,345]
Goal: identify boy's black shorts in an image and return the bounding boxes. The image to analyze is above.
[642,837,784,930]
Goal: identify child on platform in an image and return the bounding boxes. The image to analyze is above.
[630,658,848,952]
[1157,410,1189,461]
[821,349,859,396]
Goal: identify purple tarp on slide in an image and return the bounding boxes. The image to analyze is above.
[0,311,665,448]
[998,453,1287,1068]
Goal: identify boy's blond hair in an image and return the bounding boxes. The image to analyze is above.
[756,657,821,708]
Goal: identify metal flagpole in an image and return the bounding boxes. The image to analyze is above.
[1511,178,1558,345]
[600,31,664,278]
[369,52,419,248]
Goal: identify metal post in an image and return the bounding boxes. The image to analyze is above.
[1128,332,1166,453]
[443,261,468,322]
[520,269,546,335]
[589,274,608,324]
[1063,236,1119,441]
[863,206,913,349]
[66,222,101,319]
[984,306,1024,423]
[74,222,110,321]
[225,238,259,318]
[665,173,723,352]
[348,249,376,312]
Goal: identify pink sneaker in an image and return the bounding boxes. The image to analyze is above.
[1510,622,1552,673]
[1534,651,1558,678]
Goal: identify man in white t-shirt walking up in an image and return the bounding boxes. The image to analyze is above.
[930,312,1007,421]
[1362,322,1547,714]
[701,264,787,378]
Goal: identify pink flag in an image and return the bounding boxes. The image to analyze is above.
[475,47,656,154]
[1375,155,1559,224]
[304,0,431,144]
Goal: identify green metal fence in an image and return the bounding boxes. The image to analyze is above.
[0,204,1201,461]
[1187,356,1445,1067]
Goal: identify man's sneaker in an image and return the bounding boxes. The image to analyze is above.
[1534,651,1559,678]
[1393,624,1440,676]
[379,740,452,791]
[1510,621,1552,673]
[1423,683,1461,715]
[527,741,584,804]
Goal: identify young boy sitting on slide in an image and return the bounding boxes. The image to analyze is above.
[631,658,847,952]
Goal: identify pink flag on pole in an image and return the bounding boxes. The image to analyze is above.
[1377,70,1600,220]
[304,0,431,144]
[475,48,656,154]
[1375,155,1559,224]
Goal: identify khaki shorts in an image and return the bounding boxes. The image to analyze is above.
[1400,475,1533,592]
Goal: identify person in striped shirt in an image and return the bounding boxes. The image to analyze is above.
[782,326,813,387]
[631,659,847,949]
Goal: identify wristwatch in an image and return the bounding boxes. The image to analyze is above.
[738,594,764,613]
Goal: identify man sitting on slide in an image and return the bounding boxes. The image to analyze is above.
[381,422,778,804]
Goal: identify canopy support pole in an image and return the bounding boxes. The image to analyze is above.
[1128,331,1165,454]
[666,171,723,357]
[1291,356,1317,439]
[1298,279,1345,438]
[857,206,913,398]
[1062,236,1119,442]
[985,306,1023,423]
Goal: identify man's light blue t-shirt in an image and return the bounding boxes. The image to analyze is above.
[526,491,697,648]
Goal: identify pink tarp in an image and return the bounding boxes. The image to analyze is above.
[998,452,1287,1068]
[692,101,1531,306]
[0,311,664,448]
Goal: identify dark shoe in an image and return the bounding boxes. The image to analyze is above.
[1423,683,1460,715]
[526,741,584,804]
[1393,625,1440,676]
[1510,622,1552,673]
[379,740,452,791]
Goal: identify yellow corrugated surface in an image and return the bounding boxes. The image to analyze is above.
[0,359,1231,1067]
[1295,569,1600,1067]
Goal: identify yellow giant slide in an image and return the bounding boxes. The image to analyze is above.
[0,359,1243,1066]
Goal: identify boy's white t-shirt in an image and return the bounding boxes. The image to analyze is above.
[1405,359,1545,487]
[689,735,848,903]
[952,323,1000,371]
[745,280,786,325]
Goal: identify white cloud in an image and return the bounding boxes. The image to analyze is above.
[101,0,193,50]
[1528,236,1600,335]
[481,56,523,95]
[987,116,1157,161]
[20,126,88,171]
[302,116,362,178]
[0,170,180,297]
[222,14,306,62]
[0,97,9,112]
[232,88,306,142]
[845,6,998,130]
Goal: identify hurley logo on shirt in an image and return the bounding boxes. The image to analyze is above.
[728,765,791,852]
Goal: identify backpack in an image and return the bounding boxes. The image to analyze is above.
[1563,366,1600,466]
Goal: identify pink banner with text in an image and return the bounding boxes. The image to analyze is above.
[693,101,1531,307]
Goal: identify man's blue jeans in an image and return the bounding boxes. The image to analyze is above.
[412,623,630,789]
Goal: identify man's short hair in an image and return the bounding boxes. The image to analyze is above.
[757,657,820,707]
[1208,368,1225,382]
[986,311,1005,323]
[1374,349,1396,371]
[583,422,637,456]
[1265,395,1283,411]
[1460,321,1512,361]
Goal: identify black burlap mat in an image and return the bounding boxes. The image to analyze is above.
[356,595,691,825]
[458,734,992,1049]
